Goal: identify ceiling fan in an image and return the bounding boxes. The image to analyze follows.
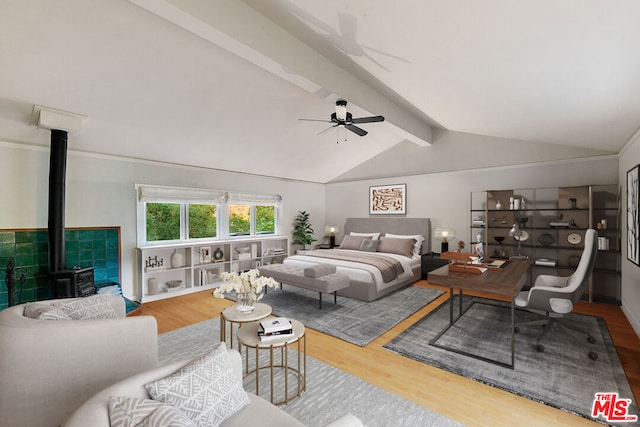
[299,99,385,140]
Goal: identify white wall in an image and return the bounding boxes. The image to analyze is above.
[619,133,640,336]
[327,157,618,251]
[0,142,326,299]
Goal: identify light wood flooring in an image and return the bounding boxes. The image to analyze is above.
[141,281,640,427]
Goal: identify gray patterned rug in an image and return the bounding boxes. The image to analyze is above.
[158,318,462,427]
[227,284,443,347]
[384,295,639,426]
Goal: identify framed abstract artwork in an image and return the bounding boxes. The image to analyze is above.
[628,165,640,266]
[369,184,406,215]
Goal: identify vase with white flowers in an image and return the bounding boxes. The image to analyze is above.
[213,269,279,312]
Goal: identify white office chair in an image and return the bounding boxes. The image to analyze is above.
[515,229,598,360]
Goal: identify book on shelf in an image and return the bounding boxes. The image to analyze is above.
[260,317,291,334]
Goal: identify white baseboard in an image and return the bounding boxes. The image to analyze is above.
[621,302,640,339]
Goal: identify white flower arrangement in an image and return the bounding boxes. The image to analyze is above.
[213,269,279,305]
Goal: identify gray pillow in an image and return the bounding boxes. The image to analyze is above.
[52,293,118,320]
[376,236,416,258]
[359,239,379,252]
[145,343,249,426]
[108,396,197,427]
[23,302,72,321]
[339,235,367,250]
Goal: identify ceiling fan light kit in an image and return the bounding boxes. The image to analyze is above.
[299,99,385,142]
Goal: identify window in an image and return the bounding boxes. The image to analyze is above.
[136,185,281,245]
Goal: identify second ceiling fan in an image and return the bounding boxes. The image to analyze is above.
[299,99,385,140]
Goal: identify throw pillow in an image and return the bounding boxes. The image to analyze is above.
[358,239,379,252]
[339,235,367,250]
[377,236,416,258]
[350,231,381,240]
[23,302,72,321]
[384,233,425,258]
[51,293,118,320]
[145,343,249,427]
[108,396,197,427]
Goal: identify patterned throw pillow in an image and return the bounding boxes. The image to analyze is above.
[108,396,197,427]
[358,239,379,252]
[23,302,72,321]
[145,343,249,427]
[51,293,118,320]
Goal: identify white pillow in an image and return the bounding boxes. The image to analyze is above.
[350,231,381,240]
[384,233,425,258]
[145,343,249,427]
[108,396,197,427]
[51,293,118,320]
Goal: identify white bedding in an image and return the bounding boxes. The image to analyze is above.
[283,250,417,292]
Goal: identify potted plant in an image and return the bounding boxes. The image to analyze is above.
[292,210,316,250]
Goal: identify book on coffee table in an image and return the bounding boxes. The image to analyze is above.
[260,317,291,334]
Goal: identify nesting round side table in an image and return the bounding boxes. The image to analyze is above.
[237,319,306,405]
[220,303,272,350]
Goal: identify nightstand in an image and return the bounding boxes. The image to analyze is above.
[421,252,449,279]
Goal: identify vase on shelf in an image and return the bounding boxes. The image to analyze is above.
[496,200,502,210]
[170,249,184,268]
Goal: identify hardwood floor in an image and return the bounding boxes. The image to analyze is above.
[141,281,640,427]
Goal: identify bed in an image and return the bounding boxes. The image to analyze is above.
[283,217,431,301]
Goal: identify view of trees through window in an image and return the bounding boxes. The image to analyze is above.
[145,202,275,242]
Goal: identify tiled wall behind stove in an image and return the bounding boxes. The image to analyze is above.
[0,227,121,310]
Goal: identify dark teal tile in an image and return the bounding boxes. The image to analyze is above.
[95,270,107,281]
[65,229,79,241]
[93,239,106,251]
[79,240,93,251]
[15,254,34,266]
[20,289,34,302]
[107,228,119,239]
[0,232,16,245]
[66,240,79,253]
[92,229,106,239]
[37,242,48,254]
[15,242,34,256]
[106,238,118,250]
[0,244,14,257]
[106,247,118,258]
[79,230,94,241]
[36,231,48,243]
[16,232,35,244]
[94,259,107,269]
[93,248,106,260]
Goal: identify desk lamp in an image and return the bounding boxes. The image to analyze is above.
[435,228,455,254]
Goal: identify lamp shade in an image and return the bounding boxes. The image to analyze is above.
[434,228,455,242]
[324,225,339,235]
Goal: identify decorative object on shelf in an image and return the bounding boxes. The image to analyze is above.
[627,164,639,266]
[199,247,211,263]
[213,247,224,261]
[513,197,521,210]
[509,219,528,259]
[493,236,506,258]
[514,230,529,242]
[292,210,316,249]
[170,249,184,268]
[495,200,502,210]
[537,233,555,247]
[369,183,406,215]
[535,258,556,267]
[567,233,582,245]
[509,197,514,210]
[550,213,570,228]
[476,232,482,243]
[235,247,250,254]
[435,228,455,253]
[569,197,578,209]
[165,280,183,292]
[147,278,159,295]
[213,269,279,312]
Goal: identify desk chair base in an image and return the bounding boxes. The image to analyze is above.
[516,315,598,361]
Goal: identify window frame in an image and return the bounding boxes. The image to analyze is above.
[136,184,282,246]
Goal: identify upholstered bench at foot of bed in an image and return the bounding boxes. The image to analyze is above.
[258,263,350,309]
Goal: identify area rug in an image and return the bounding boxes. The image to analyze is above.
[158,318,462,427]
[228,284,443,346]
[384,295,639,425]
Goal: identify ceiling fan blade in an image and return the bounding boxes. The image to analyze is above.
[299,118,331,123]
[318,124,338,136]
[346,124,367,136]
[351,115,385,124]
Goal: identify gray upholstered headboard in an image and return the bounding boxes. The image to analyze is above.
[343,218,431,254]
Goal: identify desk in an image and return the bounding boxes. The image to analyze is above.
[427,259,532,368]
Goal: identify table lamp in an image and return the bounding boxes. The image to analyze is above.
[325,225,339,248]
[435,228,455,254]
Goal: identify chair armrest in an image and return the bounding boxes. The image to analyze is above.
[534,274,569,288]
[524,285,575,313]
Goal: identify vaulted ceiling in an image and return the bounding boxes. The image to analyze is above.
[1,0,638,183]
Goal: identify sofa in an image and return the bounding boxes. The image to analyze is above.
[0,295,159,427]
[64,347,363,427]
